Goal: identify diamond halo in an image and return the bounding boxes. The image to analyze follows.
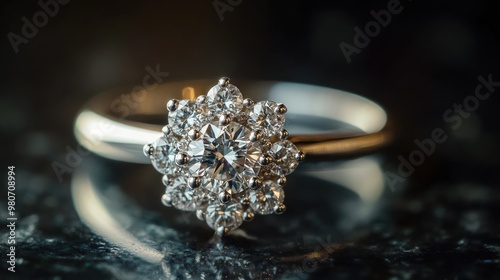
[144,77,304,236]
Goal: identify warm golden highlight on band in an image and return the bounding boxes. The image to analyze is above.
[75,79,391,163]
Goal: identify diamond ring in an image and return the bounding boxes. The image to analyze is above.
[75,77,390,236]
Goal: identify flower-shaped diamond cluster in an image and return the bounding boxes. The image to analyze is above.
[143,77,304,235]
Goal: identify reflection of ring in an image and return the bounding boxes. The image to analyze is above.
[70,154,386,276]
[75,77,391,235]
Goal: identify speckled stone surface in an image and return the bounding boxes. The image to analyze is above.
[1,150,500,279]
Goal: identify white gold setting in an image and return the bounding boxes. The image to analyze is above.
[144,77,304,235]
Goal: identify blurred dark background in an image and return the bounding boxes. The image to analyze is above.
[2,0,500,184]
[1,0,500,279]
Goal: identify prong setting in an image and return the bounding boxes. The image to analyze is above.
[143,144,153,157]
[243,212,255,222]
[174,153,189,166]
[241,196,250,205]
[196,210,205,221]
[218,77,230,87]
[218,190,232,204]
[259,154,273,165]
[188,176,201,189]
[216,226,229,237]
[162,126,171,136]
[196,95,207,104]
[249,130,262,142]
[162,175,172,186]
[275,103,287,114]
[274,204,286,214]
[188,129,200,140]
[248,177,263,190]
[296,151,305,162]
[161,194,173,207]
[277,176,287,186]
[218,114,231,126]
[261,141,272,151]
[166,99,179,112]
[280,129,289,139]
[243,98,255,107]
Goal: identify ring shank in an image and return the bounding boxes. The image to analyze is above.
[75,79,390,163]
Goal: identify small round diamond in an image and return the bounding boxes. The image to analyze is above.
[268,140,300,176]
[165,176,196,211]
[248,101,285,137]
[150,136,177,174]
[249,181,284,215]
[168,100,206,135]
[167,177,204,211]
[206,200,244,230]
[207,84,243,115]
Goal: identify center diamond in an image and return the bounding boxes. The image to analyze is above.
[187,122,261,182]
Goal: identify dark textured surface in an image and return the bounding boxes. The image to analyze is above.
[1,150,500,279]
[1,0,500,279]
